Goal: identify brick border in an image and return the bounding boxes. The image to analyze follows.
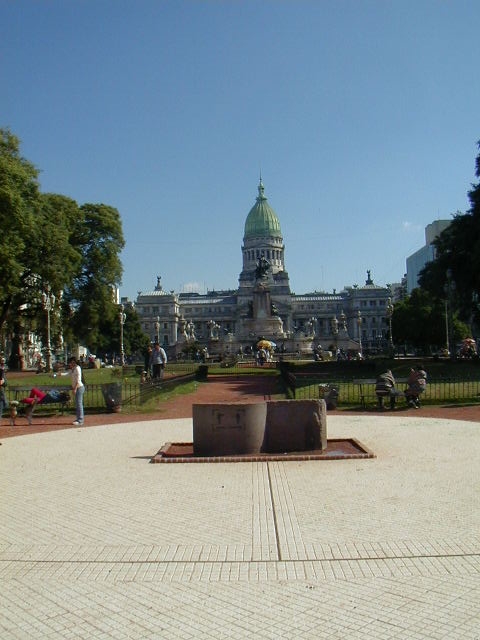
[151,438,375,463]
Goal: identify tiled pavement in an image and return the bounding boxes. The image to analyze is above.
[0,415,479,639]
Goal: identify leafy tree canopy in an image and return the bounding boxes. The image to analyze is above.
[65,203,125,353]
[419,140,480,326]
[393,288,470,351]
[0,128,127,366]
[0,129,41,326]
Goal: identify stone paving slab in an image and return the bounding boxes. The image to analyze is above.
[1,576,479,639]
[1,553,480,582]
[0,416,479,639]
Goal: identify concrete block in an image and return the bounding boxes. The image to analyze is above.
[193,403,267,456]
[264,399,327,453]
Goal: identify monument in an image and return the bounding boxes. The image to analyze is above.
[237,256,285,340]
[192,399,327,456]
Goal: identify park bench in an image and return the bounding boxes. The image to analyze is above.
[9,386,71,425]
[353,378,408,409]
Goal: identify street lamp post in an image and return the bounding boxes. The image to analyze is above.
[356,310,362,356]
[444,298,450,356]
[119,304,126,366]
[471,292,480,338]
[42,287,55,372]
[444,269,456,359]
[386,297,394,356]
[331,315,339,357]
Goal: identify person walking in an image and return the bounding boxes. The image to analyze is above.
[150,342,167,380]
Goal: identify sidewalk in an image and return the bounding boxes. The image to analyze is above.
[0,379,479,639]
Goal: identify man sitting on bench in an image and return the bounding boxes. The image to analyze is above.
[21,388,70,424]
[375,370,397,410]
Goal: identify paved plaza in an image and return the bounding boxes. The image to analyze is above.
[1,413,479,639]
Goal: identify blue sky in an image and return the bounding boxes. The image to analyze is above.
[2,0,479,300]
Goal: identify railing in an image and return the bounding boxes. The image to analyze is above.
[6,373,198,413]
[285,374,480,406]
[8,368,480,414]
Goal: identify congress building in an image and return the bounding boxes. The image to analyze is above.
[132,179,395,358]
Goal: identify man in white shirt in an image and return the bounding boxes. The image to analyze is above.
[150,343,167,380]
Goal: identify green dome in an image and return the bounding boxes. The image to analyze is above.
[244,180,282,239]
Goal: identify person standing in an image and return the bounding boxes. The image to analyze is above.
[150,342,167,380]
[257,348,267,366]
[144,345,153,379]
[59,357,85,424]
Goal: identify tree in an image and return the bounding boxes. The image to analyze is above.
[0,130,89,366]
[392,289,444,351]
[0,129,127,367]
[392,289,470,353]
[0,129,41,335]
[30,194,84,353]
[123,306,150,357]
[65,203,125,354]
[420,141,480,329]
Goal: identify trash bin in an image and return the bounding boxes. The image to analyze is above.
[102,383,123,412]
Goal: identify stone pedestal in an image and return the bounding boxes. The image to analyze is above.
[264,399,327,453]
[193,403,267,456]
[237,282,285,339]
[192,400,327,456]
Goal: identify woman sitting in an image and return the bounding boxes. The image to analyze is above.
[405,365,427,408]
